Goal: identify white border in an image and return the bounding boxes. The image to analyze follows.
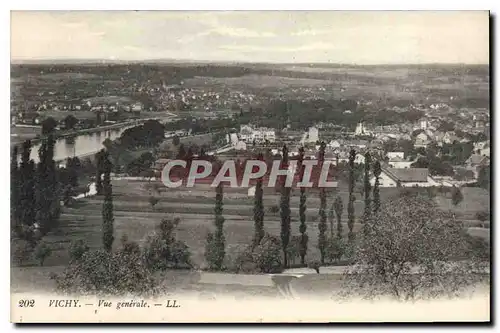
[2,1,497,332]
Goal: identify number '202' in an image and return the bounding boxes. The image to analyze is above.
[18,300,35,307]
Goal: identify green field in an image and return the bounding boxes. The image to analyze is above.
[16,180,490,268]
[11,178,490,294]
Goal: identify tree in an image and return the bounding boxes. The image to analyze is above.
[451,186,464,207]
[63,115,78,130]
[34,242,52,266]
[343,193,487,301]
[62,185,76,206]
[298,147,308,265]
[102,151,114,252]
[205,184,226,270]
[362,152,372,235]
[66,157,79,188]
[149,196,159,211]
[11,146,20,234]
[18,140,36,240]
[35,134,60,235]
[253,154,265,246]
[347,149,356,242]
[69,239,90,262]
[41,117,57,135]
[318,142,328,264]
[95,150,105,195]
[333,196,344,240]
[279,145,292,268]
[477,166,490,191]
[372,160,382,214]
[475,211,489,223]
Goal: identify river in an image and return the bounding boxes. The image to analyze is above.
[28,126,133,163]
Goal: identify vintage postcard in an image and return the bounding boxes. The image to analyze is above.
[10,10,490,323]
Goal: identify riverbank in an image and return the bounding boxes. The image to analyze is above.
[11,115,177,148]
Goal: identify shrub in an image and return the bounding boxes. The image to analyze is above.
[268,205,279,214]
[54,249,158,296]
[143,234,169,271]
[476,211,490,223]
[143,218,192,270]
[286,236,301,266]
[170,240,192,268]
[119,235,141,257]
[149,196,159,210]
[34,242,52,266]
[225,245,257,273]
[252,234,283,273]
[204,232,226,271]
[12,240,33,266]
[69,239,90,262]
[466,235,490,260]
[325,237,346,263]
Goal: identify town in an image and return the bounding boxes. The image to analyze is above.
[10,61,492,323]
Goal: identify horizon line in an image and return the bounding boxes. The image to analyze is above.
[10,58,490,66]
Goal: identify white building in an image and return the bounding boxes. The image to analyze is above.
[387,152,405,160]
[414,132,431,148]
[239,125,276,143]
[371,168,439,187]
[420,118,429,130]
[355,122,367,136]
[301,127,319,144]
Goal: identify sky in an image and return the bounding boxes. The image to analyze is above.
[11,11,489,64]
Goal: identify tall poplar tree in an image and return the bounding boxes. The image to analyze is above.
[11,146,20,234]
[372,160,382,214]
[334,196,344,240]
[102,151,114,252]
[95,149,104,195]
[347,149,356,242]
[318,142,327,264]
[280,145,291,268]
[298,147,308,265]
[363,151,372,235]
[19,140,36,236]
[35,134,59,235]
[253,153,265,246]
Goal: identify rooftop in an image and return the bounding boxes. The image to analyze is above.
[384,168,429,182]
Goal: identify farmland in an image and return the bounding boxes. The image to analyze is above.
[17,179,490,269]
[11,177,490,295]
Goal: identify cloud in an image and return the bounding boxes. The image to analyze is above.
[292,29,332,36]
[220,42,336,53]
[60,22,86,28]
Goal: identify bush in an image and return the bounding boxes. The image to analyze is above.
[69,239,90,262]
[204,232,225,271]
[34,242,52,266]
[268,205,279,214]
[143,234,169,271]
[343,240,357,262]
[119,235,141,256]
[225,245,257,273]
[252,234,283,273]
[143,218,192,270]
[325,237,346,263]
[54,249,158,296]
[170,240,192,268]
[12,240,33,266]
[466,235,490,260]
[476,211,490,222]
[143,235,192,270]
[286,236,301,266]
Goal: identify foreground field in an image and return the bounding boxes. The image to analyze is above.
[15,179,490,270]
